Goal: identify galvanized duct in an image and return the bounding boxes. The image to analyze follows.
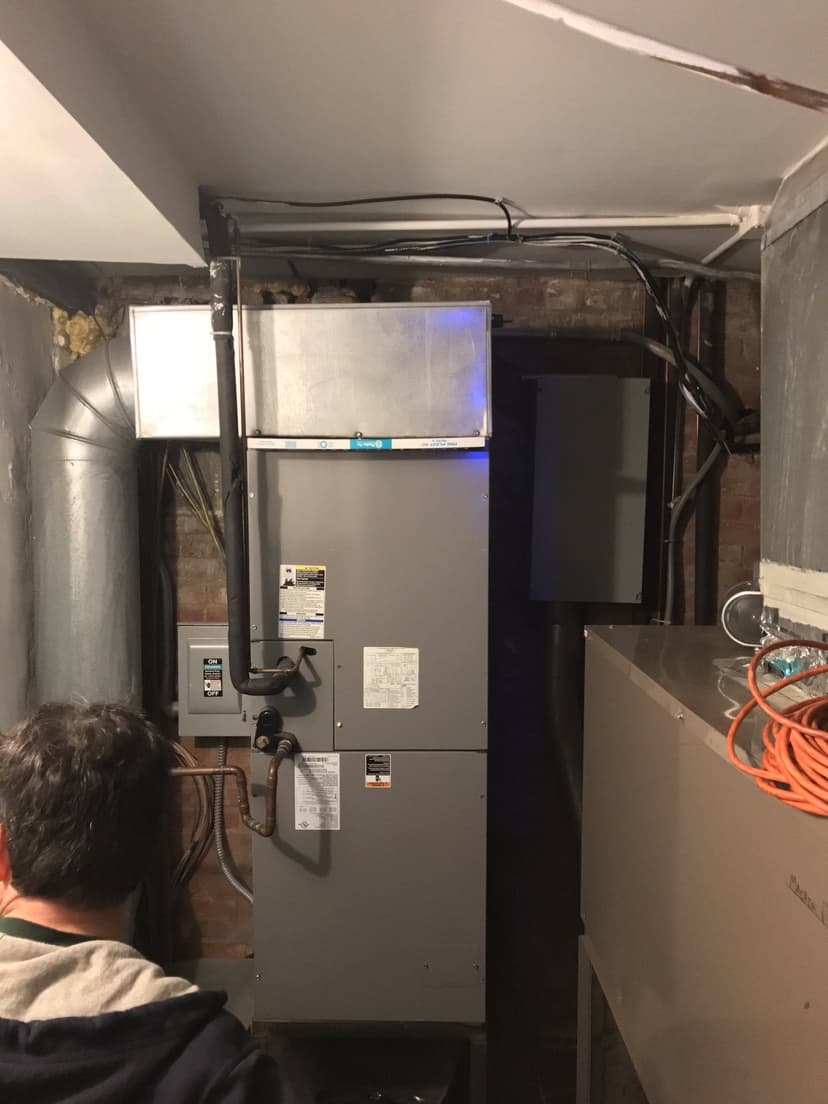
[31,333,140,706]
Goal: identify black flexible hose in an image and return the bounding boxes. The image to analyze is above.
[210,257,296,696]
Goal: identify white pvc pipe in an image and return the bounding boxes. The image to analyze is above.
[235,213,743,235]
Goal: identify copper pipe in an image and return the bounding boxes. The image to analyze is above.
[171,737,294,838]
[250,645,317,676]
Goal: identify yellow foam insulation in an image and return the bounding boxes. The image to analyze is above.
[52,302,122,359]
[241,279,311,305]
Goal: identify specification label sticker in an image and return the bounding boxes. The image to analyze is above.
[365,754,392,788]
[202,656,223,697]
[294,753,340,831]
[363,647,419,709]
[278,564,326,639]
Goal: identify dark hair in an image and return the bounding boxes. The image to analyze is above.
[0,703,172,909]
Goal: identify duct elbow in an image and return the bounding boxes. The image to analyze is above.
[31,333,141,708]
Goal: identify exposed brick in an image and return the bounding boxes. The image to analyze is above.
[739,498,761,524]
[541,280,583,312]
[719,498,743,522]
[719,520,761,546]
[195,941,253,959]
[408,283,443,303]
[719,544,746,567]
[173,533,218,559]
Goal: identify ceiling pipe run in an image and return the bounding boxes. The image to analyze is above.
[233,213,745,236]
[30,334,141,706]
[249,248,759,282]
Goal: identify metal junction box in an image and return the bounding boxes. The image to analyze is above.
[177,623,247,740]
[157,304,491,1029]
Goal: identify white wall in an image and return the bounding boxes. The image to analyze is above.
[0,4,203,265]
[0,282,54,728]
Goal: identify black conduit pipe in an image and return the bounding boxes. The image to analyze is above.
[210,257,296,695]
[694,282,725,625]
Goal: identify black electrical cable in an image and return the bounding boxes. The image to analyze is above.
[221,185,752,445]
[218,192,515,238]
[257,234,502,256]
[492,326,744,439]
[241,228,730,436]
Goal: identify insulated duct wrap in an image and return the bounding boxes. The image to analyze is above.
[31,334,140,706]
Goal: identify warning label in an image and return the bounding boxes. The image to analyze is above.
[202,657,223,698]
[294,753,340,831]
[363,647,419,709]
[365,754,391,789]
[279,564,326,640]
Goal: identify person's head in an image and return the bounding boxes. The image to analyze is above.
[0,703,171,914]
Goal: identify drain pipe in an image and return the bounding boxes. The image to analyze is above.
[31,334,140,705]
[210,258,298,696]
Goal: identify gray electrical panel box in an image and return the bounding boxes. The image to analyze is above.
[531,375,650,604]
[177,623,247,739]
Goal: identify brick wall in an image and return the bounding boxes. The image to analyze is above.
[680,281,761,611]
[165,446,254,958]
[159,273,760,958]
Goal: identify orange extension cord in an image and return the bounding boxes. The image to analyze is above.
[727,639,828,815]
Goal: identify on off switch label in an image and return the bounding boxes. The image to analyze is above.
[202,657,223,697]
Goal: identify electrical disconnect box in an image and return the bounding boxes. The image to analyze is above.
[177,624,247,739]
[160,303,490,1031]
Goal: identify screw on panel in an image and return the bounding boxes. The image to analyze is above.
[676,712,685,722]
[354,431,363,438]
[336,721,343,728]
[255,973,261,982]
[480,721,487,727]
[481,494,489,502]
[251,625,258,632]
[249,492,254,498]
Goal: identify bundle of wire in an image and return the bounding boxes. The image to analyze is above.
[727,639,828,815]
[218,190,747,445]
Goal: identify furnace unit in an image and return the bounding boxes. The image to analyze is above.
[135,299,490,1043]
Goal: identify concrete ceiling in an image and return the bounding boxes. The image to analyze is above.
[2,0,828,268]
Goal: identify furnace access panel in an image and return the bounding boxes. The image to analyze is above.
[248,447,488,1025]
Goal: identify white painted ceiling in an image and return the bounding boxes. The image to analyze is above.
[75,0,828,211]
[2,0,828,267]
